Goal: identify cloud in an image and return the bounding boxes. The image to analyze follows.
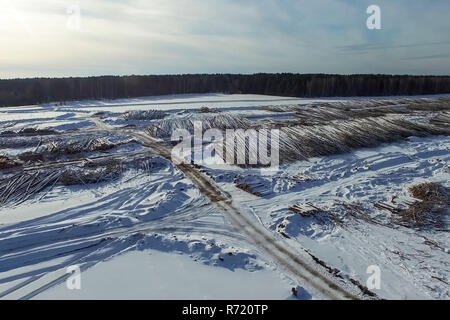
[0,0,449,78]
[336,41,450,53]
[405,54,450,61]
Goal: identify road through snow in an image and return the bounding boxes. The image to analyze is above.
[89,117,372,300]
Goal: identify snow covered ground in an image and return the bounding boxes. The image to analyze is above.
[35,247,293,300]
[206,135,450,299]
[0,93,449,300]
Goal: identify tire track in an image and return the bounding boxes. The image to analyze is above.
[90,118,370,300]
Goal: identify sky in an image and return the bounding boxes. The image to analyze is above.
[0,0,449,79]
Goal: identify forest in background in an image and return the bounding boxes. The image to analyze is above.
[1,73,450,107]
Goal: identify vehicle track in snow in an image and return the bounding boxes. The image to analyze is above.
[90,117,372,300]
[0,117,374,300]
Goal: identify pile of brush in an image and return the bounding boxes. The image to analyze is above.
[123,110,167,121]
[219,114,449,165]
[147,113,254,139]
[196,107,221,113]
[147,100,449,166]
[0,156,22,170]
[430,111,450,126]
[0,127,57,137]
[15,137,132,164]
[0,135,46,149]
[277,116,445,162]
[0,170,62,206]
[399,182,449,228]
[314,97,449,111]
[263,97,450,126]
[0,159,123,206]
[45,137,116,154]
[59,160,122,185]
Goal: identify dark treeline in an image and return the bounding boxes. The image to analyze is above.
[1,73,450,107]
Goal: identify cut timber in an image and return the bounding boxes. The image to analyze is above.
[236,183,262,197]
[292,174,314,182]
[374,202,401,214]
[289,203,321,217]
